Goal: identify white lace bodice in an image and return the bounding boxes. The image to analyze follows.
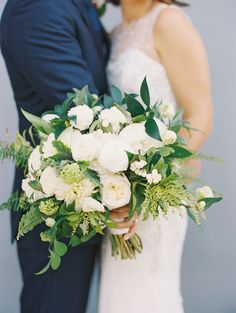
[99,5,188,313]
[107,3,181,107]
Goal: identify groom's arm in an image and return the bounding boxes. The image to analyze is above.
[5,1,98,104]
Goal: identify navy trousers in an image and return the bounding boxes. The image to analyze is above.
[17,242,99,313]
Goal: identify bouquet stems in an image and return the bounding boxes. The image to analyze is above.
[110,234,143,259]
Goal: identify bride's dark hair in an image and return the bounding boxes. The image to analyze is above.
[108,0,189,7]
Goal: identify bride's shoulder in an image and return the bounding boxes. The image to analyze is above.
[153,5,199,47]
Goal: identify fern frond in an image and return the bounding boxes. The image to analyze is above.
[0,132,33,169]
[0,191,21,212]
[17,207,43,240]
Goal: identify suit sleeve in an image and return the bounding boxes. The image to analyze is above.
[7,2,98,104]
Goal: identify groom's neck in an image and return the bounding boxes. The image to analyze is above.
[121,0,154,25]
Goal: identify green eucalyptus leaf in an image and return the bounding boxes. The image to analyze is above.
[28,180,43,192]
[80,229,97,243]
[111,86,123,103]
[21,109,54,135]
[70,235,81,247]
[54,240,68,257]
[35,260,51,275]
[158,147,175,157]
[50,251,61,270]
[201,197,223,210]
[140,77,150,107]
[145,118,161,140]
[125,93,145,117]
[132,115,147,123]
[170,146,193,159]
[103,95,114,109]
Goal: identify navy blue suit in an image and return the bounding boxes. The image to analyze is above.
[0,0,109,312]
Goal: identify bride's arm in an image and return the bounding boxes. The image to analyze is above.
[153,8,213,155]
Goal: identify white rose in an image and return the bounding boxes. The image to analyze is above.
[28,146,42,172]
[196,186,214,200]
[40,166,60,197]
[119,123,147,152]
[99,107,127,133]
[22,177,45,201]
[42,114,59,123]
[81,197,105,213]
[42,133,57,158]
[159,103,175,120]
[45,217,56,228]
[100,174,131,210]
[58,127,81,149]
[162,130,177,145]
[68,105,94,131]
[71,133,99,162]
[98,138,133,173]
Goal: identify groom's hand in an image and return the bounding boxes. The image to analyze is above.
[110,206,138,240]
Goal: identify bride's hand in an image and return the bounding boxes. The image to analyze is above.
[110,205,138,240]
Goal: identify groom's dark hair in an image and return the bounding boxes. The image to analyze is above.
[109,0,189,7]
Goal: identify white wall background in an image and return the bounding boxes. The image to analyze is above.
[0,1,235,312]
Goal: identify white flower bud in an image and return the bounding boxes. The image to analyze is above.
[45,217,56,228]
[196,186,214,200]
[162,130,177,145]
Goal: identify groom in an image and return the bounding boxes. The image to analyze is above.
[0,0,135,312]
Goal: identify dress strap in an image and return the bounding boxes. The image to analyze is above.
[145,3,186,35]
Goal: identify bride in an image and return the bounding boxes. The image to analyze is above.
[99,0,213,312]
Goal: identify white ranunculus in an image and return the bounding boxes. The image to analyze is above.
[42,114,59,123]
[22,177,45,201]
[159,103,175,120]
[28,146,42,172]
[196,186,214,200]
[81,197,105,213]
[58,127,81,149]
[71,133,99,162]
[99,107,127,133]
[68,105,94,131]
[42,133,57,158]
[162,130,177,145]
[100,174,131,210]
[40,166,60,197]
[98,138,133,173]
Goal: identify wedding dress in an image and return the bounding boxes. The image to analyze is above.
[99,4,188,313]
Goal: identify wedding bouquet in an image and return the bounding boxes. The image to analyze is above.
[0,78,222,273]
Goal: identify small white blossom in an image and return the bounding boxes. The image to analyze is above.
[159,103,175,120]
[146,169,162,184]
